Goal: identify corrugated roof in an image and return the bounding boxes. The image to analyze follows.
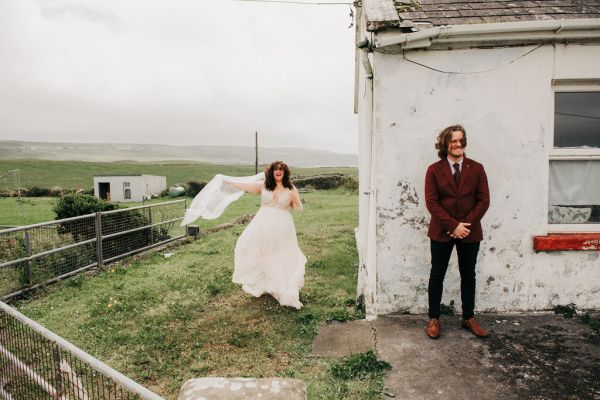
[393,0,600,29]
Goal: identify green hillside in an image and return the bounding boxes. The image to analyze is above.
[0,160,357,191]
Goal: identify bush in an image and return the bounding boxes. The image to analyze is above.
[53,193,118,220]
[25,186,51,197]
[294,174,357,191]
[49,187,72,197]
[54,193,119,244]
[0,236,26,264]
[186,180,207,198]
[53,193,170,260]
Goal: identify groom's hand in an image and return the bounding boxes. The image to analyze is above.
[449,222,471,239]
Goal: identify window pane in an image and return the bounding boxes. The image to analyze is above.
[549,160,600,224]
[554,92,600,148]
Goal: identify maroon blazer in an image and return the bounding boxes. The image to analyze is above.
[424,157,490,243]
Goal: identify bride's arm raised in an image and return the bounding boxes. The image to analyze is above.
[290,186,303,211]
[224,180,262,194]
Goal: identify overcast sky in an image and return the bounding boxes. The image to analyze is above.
[0,0,358,154]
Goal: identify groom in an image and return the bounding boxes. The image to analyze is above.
[424,125,490,339]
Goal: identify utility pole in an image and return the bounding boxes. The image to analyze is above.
[255,131,258,174]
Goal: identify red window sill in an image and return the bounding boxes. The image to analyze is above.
[534,233,600,251]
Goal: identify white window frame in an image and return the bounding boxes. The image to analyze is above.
[548,82,600,233]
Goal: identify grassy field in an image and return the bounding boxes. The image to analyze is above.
[0,160,357,191]
[11,189,387,399]
[0,197,57,226]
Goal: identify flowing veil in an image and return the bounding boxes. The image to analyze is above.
[180,172,265,225]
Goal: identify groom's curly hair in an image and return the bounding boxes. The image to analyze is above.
[435,125,467,159]
[265,161,293,191]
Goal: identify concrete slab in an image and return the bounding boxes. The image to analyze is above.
[373,314,515,400]
[309,319,374,357]
[178,378,306,400]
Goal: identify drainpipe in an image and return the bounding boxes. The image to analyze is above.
[361,49,377,319]
[374,18,600,49]
[365,98,377,319]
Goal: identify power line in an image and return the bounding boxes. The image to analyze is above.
[399,44,545,75]
[556,112,600,121]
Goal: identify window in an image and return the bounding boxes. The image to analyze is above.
[549,87,600,232]
[123,182,131,200]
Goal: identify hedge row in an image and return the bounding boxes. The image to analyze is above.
[293,174,358,191]
[0,187,94,198]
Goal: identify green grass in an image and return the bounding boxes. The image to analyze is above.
[12,190,385,399]
[0,197,58,226]
[0,160,357,191]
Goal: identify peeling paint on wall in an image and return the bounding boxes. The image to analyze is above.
[361,43,600,315]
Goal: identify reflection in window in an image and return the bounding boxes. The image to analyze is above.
[549,92,600,224]
[554,92,600,148]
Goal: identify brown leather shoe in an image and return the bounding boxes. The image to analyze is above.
[426,318,440,339]
[461,317,489,338]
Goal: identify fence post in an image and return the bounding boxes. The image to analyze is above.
[148,207,154,245]
[95,212,103,269]
[53,345,63,399]
[24,231,33,286]
[184,198,188,236]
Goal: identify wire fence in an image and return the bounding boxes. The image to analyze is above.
[0,200,186,300]
[0,300,164,400]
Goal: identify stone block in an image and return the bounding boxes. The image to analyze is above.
[178,377,306,400]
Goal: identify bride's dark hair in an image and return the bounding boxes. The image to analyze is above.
[264,161,293,191]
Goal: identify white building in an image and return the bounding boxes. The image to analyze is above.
[93,175,166,203]
[354,0,600,318]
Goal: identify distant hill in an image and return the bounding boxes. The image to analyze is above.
[0,141,358,168]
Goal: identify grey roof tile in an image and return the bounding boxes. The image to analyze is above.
[390,0,600,28]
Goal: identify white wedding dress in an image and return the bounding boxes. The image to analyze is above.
[232,187,306,309]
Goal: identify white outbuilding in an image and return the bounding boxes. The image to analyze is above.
[93,175,167,203]
[354,0,600,318]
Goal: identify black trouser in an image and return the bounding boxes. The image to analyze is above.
[428,239,480,320]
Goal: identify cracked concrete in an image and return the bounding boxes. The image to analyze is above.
[374,314,513,400]
[310,313,600,399]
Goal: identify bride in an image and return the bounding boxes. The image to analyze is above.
[224,161,306,309]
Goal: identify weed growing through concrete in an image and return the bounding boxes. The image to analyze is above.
[330,350,392,380]
[440,300,455,316]
[553,303,577,318]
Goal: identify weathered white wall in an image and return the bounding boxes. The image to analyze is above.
[94,175,166,203]
[367,43,600,314]
[93,176,141,202]
[142,175,167,199]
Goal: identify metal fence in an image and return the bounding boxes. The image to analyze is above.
[0,200,186,300]
[0,300,164,400]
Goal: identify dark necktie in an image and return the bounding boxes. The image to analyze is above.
[453,163,461,187]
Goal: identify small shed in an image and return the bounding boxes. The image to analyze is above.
[353,0,600,318]
[93,175,166,203]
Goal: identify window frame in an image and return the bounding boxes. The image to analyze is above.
[548,82,600,233]
[123,182,132,200]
